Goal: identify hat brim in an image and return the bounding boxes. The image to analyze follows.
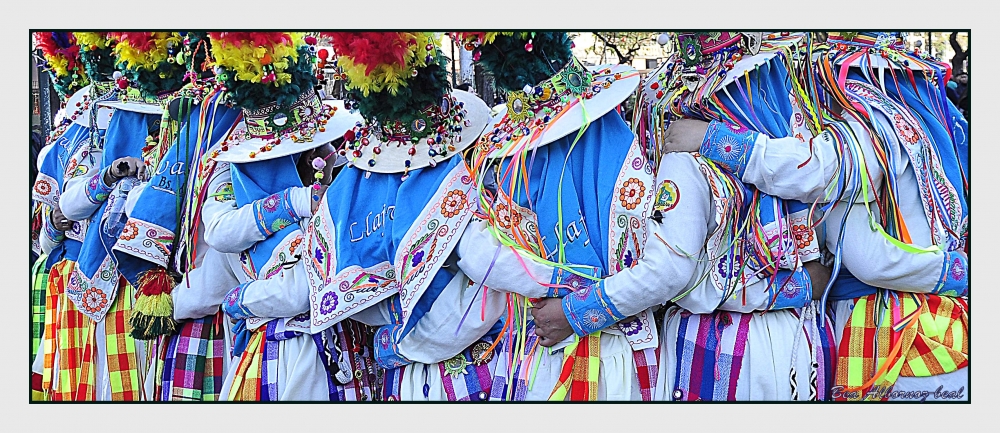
[97,100,165,115]
[64,85,113,130]
[346,90,490,174]
[484,64,640,159]
[212,100,363,164]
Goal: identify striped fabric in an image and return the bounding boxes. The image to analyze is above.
[490,323,539,401]
[835,293,968,401]
[159,312,227,401]
[549,334,601,401]
[31,255,49,366]
[382,365,406,401]
[105,280,142,401]
[439,338,496,401]
[260,320,297,401]
[671,310,753,401]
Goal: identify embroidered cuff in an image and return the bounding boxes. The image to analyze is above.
[768,267,813,310]
[43,220,66,243]
[548,266,602,298]
[253,188,300,237]
[85,168,115,204]
[374,324,412,370]
[223,282,255,320]
[935,251,968,297]
[562,281,626,337]
[699,120,759,177]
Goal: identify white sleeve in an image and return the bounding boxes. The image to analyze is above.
[59,146,105,222]
[237,260,312,319]
[396,271,506,364]
[824,201,962,294]
[597,153,713,316]
[455,218,557,299]
[39,204,62,255]
[172,249,242,321]
[201,162,265,253]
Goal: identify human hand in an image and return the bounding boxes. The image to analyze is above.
[661,118,710,154]
[50,204,74,232]
[105,157,147,185]
[804,261,832,300]
[532,298,574,347]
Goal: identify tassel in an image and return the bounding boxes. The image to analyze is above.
[129,267,180,339]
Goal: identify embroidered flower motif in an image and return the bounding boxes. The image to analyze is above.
[618,178,646,210]
[65,158,79,176]
[717,254,743,279]
[411,251,425,268]
[951,257,966,281]
[314,247,325,263]
[290,236,303,253]
[623,249,635,268]
[262,193,281,212]
[81,287,108,314]
[496,203,522,229]
[226,287,240,307]
[582,309,607,330]
[619,317,642,336]
[716,135,743,161]
[792,224,814,250]
[120,221,139,241]
[441,189,467,218]
[34,180,52,196]
[320,291,339,315]
[379,328,391,349]
[894,114,922,144]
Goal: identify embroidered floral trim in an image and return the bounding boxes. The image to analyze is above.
[373,324,412,369]
[768,267,812,310]
[85,169,115,204]
[253,188,299,237]
[548,266,601,298]
[699,120,758,177]
[618,178,646,210]
[562,281,626,337]
[936,251,968,297]
[81,287,109,314]
[440,189,468,218]
[223,282,254,320]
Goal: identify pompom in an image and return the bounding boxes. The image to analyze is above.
[458,32,573,92]
[111,32,188,96]
[129,267,179,340]
[325,32,438,97]
[34,32,89,99]
[209,32,317,110]
[73,32,119,82]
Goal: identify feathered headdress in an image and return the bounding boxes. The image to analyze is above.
[452,32,572,92]
[109,32,189,98]
[208,32,318,111]
[316,32,489,175]
[73,32,118,83]
[35,32,89,99]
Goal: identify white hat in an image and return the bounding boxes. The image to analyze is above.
[479,58,640,159]
[211,97,362,164]
[340,90,490,174]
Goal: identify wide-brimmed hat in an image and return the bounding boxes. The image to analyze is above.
[325,32,491,175]
[641,32,806,108]
[821,32,946,72]
[211,98,362,163]
[453,32,639,158]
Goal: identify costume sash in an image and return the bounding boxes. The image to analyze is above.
[306,157,475,334]
[71,110,158,322]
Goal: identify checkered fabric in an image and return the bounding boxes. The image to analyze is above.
[633,346,660,401]
[835,292,968,401]
[105,280,142,401]
[31,255,48,366]
[160,312,227,401]
[549,334,601,401]
[228,326,265,401]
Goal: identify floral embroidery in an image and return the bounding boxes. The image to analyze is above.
[792,224,814,250]
[582,309,607,330]
[619,317,642,336]
[319,291,339,315]
[618,178,646,210]
[653,180,680,212]
[894,114,922,144]
[82,287,108,314]
[314,247,324,263]
[440,189,467,218]
[496,203,522,229]
[717,254,743,279]
[34,180,52,196]
[951,257,966,281]
[379,327,391,349]
[263,194,280,212]
[120,221,139,241]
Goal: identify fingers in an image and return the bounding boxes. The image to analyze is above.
[136,162,147,181]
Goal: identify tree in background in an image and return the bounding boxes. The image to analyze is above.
[949,32,969,73]
[586,32,662,65]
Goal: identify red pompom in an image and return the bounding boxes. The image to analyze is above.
[317,48,329,61]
